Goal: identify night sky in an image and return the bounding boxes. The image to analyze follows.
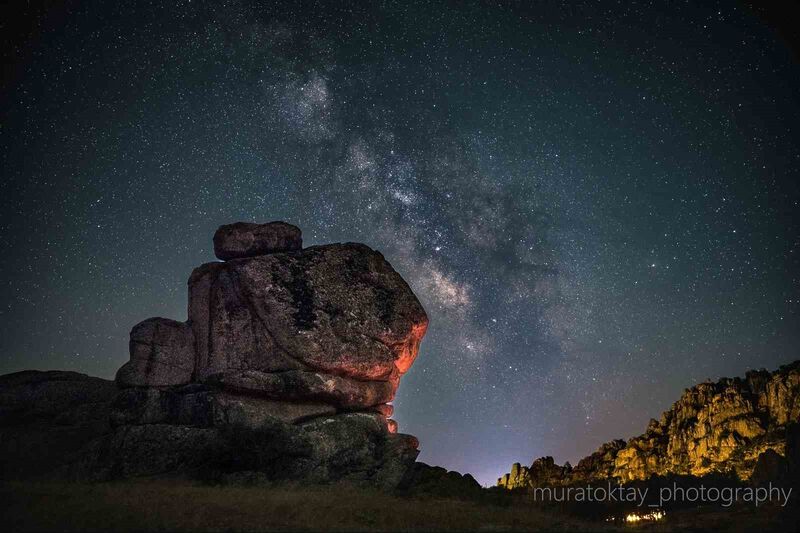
[3,1,799,485]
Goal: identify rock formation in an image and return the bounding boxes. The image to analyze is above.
[498,361,800,488]
[0,371,118,478]
[498,456,574,489]
[1,221,430,488]
[397,462,483,499]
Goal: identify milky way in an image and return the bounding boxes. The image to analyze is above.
[3,1,799,484]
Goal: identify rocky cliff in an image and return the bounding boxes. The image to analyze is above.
[498,361,800,488]
[1,221,433,488]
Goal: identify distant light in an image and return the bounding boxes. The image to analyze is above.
[607,510,666,523]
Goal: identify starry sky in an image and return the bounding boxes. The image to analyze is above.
[3,1,799,485]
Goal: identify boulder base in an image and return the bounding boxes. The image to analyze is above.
[93,409,419,486]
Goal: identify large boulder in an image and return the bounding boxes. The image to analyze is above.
[287,413,418,486]
[115,318,195,387]
[213,221,302,260]
[0,371,117,478]
[399,462,483,499]
[188,243,428,384]
[750,449,790,486]
[0,370,117,422]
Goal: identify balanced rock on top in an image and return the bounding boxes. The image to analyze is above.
[213,221,303,260]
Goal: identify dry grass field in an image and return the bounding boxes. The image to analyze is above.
[1,480,797,532]
[0,481,609,532]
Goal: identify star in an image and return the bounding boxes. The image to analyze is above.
[3,0,798,487]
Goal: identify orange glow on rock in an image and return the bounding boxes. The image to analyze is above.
[393,320,429,374]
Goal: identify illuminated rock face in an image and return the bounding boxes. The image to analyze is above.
[498,457,573,489]
[611,363,799,482]
[105,222,428,486]
[498,361,800,488]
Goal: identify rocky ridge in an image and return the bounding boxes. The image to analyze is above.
[498,361,800,488]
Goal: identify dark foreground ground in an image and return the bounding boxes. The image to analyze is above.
[2,481,799,532]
